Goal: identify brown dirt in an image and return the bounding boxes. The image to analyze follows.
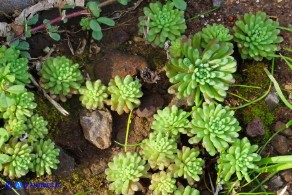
[0,0,291,194]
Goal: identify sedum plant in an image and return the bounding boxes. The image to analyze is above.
[32,139,60,176]
[0,138,33,179]
[79,80,108,110]
[0,46,21,64]
[27,114,48,142]
[218,137,261,182]
[4,118,27,136]
[39,56,84,102]
[174,186,200,195]
[105,152,149,195]
[107,75,143,115]
[0,91,37,120]
[140,131,177,170]
[151,105,189,138]
[168,146,204,185]
[138,1,187,47]
[233,11,283,61]
[166,32,237,105]
[188,103,241,156]
[149,171,176,195]
[201,24,233,48]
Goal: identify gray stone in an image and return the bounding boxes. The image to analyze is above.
[265,92,280,110]
[271,135,290,155]
[275,121,292,137]
[136,94,164,118]
[0,0,40,15]
[246,117,266,137]
[80,109,112,149]
[268,175,284,190]
[212,0,225,7]
[53,147,75,177]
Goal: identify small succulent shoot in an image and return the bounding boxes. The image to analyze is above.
[218,137,261,183]
[0,91,37,120]
[174,185,200,195]
[39,56,84,102]
[105,152,149,195]
[151,105,189,139]
[188,103,241,156]
[201,24,233,48]
[0,128,9,148]
[168,146,204,185]
[0,46,31,85]
[82,1,115,40]
[149,171,177,195]
[169,37,184,58]
[233,11,283,61]
[27,114,48,142]
[166,32,237,105]
[107,75,143,115]
[4,118,27,137]
[138,1,187,47]
[32,139,60,176]
[140,131,177,170]
[79,80,108,110]
[0,137,33,179]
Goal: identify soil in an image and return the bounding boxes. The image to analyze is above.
[0,0,291,195]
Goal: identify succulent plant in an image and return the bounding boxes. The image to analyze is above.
[27,114,48,142]
[233,11,283,61]
[105,152,149,195]
[4,118,27,136]
[0,46,31,85]
[169,38,184,58]
[32,139,60,176]
[166,32,237,105]
[188,103,241,156]
[107,75,143,115]
[218,137,261,182]
[80,17,91,30]
[169,146,204,185]
[0,128,9,148]
[140,131,177,170]
[79,80,108,110]
[151,105,189,138]
[201,24,233,48]
[39,56,84,102]
[149,171,177,195]
[138,1,187,47]
[0,91,37,120]
[174,186,200,195]
[0,137,33,179]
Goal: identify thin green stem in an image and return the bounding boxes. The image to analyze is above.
[230,84,261,89]
[0,178,20,195]
[187,6,221,21]
[277,25,292,32]
[114,141,142,147]
[228,92,250,102]
[283,47,292,53]
[235,192,273,195]
[250,172,277,192]
[124,110,133,152]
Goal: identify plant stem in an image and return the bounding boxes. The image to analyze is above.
[124,110,133,152]
[0,178,20,195]
[5,0,117,46]
[187,6,221,21]
[230,84,261,89]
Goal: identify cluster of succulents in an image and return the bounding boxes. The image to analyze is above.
[233,11,283,61]
[138,1,187,47]
[201,24,233,48]
[166,32,237,105]
[105,152,149,195]
[149,171,177,195]
[174,186,200,195]
[0,47,60,179]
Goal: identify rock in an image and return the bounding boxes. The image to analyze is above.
[136,94,164,118]
[212,0,225,7]
[53,147,75,177]
[268,175,284,190]
[168,96,189,107]
[101,27,130,49]
[80,109,112,149]
[94,51,148,83]
[265,92,280,110]
[280,170,292,183]
[246,117,265,137]
[0,0,41,15]
[275,121,292,137]
[271,135,289,155]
